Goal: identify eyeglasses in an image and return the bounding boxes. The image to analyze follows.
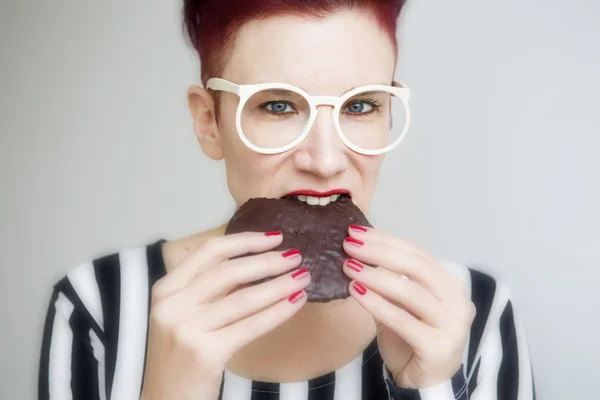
[205,77,411,155]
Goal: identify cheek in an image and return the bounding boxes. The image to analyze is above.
[357,157,383,209]
[217,100,287,202]
[225,148,283,204]
[357,155,384,181]
[218,106,241,152]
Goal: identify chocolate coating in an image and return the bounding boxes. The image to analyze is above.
[224,196,373,302]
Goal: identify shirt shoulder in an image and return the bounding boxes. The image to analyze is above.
[52,239,166,333]
[439,259,514,308]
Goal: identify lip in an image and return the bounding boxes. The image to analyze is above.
[281,189,351,199]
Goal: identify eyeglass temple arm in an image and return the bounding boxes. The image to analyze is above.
[205,78,240,95]
[392,80,411,101]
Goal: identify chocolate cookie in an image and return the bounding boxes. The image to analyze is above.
[224,195,373,302]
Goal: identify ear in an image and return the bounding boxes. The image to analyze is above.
[187,85,224,160]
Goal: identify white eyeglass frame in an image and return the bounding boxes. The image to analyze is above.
[205,77,411,155]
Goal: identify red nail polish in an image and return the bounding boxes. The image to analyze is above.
[265,231,282,237]
[291,268,309,279]
[350,224,368,233]
[288,290,305,303]
[353,282,367,295]
[345,237,364,247]
[346,259,363,272]
[282,249,300,258]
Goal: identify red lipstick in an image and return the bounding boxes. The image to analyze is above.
[282,189,350,199]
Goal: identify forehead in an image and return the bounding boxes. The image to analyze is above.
[222,10,397,96]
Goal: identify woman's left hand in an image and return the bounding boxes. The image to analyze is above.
[342,224,476,389]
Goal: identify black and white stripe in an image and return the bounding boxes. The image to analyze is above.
[38,240,535,400]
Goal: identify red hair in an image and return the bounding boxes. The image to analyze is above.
[182,0,407,85]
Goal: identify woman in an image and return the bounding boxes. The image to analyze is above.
[38,1,535,399]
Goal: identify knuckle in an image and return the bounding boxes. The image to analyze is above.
[218,263,245,287]
[202,236,221,249]
[408,240,428,255]
[397,275,414,292]
[451,275,464,289]
[227,260,247,276]
[391,309,409,329]
[149,303,171,327]
[467,300,477,321]
[151,280,167,300]
[400,237,418,250]
[392,257,411,276]
[199,264,219,281]
[456,278,468,295]
[241,315,262,335]
[223,294,242,312]
[227,290,255,312]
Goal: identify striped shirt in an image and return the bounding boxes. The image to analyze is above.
[38,239,535,400]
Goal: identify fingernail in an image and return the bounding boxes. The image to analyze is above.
[265,231,282,237]
[350,224,368,233]
[346,259,363,272]
[282,249,300,258]
[288,290,305,304]
[345,237,364,247]
[291,268,309,279]
[353,282,367,295]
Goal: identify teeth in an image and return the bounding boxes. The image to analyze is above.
[306,196,319,205]
[295,194,343,206]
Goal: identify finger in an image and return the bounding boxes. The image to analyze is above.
[168,248,303,311]
[343,259,452,328]
[348,279,431,350]
[152,231,284,301]
[347,225,457,282]
[343,239,454,303]
[202,267,311,331]
[353,238,471,319]
[216,289,308,355]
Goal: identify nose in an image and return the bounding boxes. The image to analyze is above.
[292,105,348,179]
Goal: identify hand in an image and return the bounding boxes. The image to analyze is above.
[141,231,310,400]
[341,225,476,389]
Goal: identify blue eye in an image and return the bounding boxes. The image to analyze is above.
[264,101,295,114]
[344,100,378,114]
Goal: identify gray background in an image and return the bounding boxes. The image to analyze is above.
[1,0,598,398]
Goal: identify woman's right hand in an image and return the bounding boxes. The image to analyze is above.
[140,231,310,400]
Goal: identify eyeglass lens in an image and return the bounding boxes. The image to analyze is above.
[239,88,406,152]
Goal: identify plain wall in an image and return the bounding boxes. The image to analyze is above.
[1,0,598,398]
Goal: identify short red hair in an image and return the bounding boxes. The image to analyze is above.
[182,0,407,85]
